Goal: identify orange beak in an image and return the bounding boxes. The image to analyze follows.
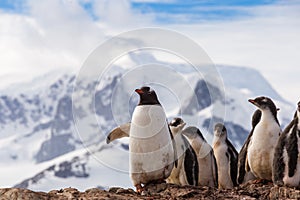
[135,89,143,94]
[248,99,255,104]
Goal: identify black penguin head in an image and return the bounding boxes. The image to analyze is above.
[214,123,227,138]
[249,96,279,124]
[169,117,185,127]
[249,96,278,114]
[135,86,161,106]
[169,117,186,135]
[182,126,206,142]
[298,101,300,112]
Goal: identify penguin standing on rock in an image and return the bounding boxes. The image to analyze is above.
[128,86,177,193]
[183,126,218,187]
[273,101,300,187]
[213,123,238,189]
[106,117,197,187]
[239,96,281,182]
[167,117,199,186]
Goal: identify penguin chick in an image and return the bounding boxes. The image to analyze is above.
[166,117,199,186]
[273,101,300,187]
[246,96,281,181]
[213,123,238,189]
[183,126,218,187]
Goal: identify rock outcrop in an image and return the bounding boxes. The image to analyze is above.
[1,181,300,200]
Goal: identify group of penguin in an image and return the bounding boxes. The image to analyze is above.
[106,86,300,193]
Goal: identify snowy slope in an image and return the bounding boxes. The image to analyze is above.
[0,51,296,191]
[14,141,132,191]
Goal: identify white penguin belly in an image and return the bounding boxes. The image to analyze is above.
[129,105,174,185]
[197,143,216,187]
[248,122,280,180]
[214,143,233,189]
[167,134,187,185]
[198,151,216,187]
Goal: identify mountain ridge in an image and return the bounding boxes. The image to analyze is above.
[0,63,295,191]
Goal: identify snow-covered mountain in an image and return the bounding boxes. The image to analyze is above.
[0,52,296,191]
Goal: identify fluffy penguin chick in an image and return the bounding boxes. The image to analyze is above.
[213,123,238,189]
[247,96,281,181]
[273,101,300,187]
[167,118,199,186]
[129,86,177,193]
[183,126,218,187]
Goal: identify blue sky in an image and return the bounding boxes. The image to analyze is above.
[0,0,299,103]
[0,0,24,12]
[130,0,277,22]
[0,0,278,21]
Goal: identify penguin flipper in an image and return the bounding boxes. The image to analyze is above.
[168,122,178,168]
[106,123,130,144]
[286,118,299,177]
[273,118,295,184]
[182,136,199,186]
[227,140,238,187]
[237,131,252,184]
[273,129,287,185]
[212,150,218,187]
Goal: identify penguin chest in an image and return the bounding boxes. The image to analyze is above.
[213,142,229,170]
[248,122,280,179]
[167,135,186,185]
[190,139,213,186]
[214,142,233,188]
[129,105,174,184]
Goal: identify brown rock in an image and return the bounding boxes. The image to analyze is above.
[1,182,300,199]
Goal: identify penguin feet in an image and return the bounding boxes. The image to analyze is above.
[252,179,272,185]
[135,184,144,194]
[155,178,166,184]
[273,180,284,187]
[147,178,166,185]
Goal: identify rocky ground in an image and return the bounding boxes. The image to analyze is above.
[1,181,300,200]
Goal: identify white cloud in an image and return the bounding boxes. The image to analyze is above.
[161,2,300,103]
[0,0,106,86]
[0,0,299,103]
[92,0,154,30]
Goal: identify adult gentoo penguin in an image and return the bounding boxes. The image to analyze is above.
[183,126,218,187]
[106,117,197,186]
[213,123,238,189]
[239,96,281,182]
[166,117,199,186]
[237,109,261,184]
[129,86,177,193]
[273,101,300,187]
